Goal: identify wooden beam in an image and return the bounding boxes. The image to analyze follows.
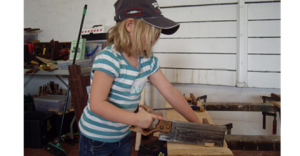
[204,102,279,112]
[134,88,145,151]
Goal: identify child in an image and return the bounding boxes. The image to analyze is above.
[79,0,201,155]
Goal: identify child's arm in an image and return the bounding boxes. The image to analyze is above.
[89,70,165,128]
[149,69,201,123]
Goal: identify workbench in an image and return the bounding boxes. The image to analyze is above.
[24,67,92,76]
[165,101,234,156]
[24,67,92,139]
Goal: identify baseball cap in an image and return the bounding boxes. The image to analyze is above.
[114,0,180,35]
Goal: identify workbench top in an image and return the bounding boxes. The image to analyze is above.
[165,101,233,156]
[24,67,92,75]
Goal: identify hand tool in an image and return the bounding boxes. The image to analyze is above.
[186,93,207,105]
[262,111,277,135]
[260,93,280,134]
[153,105,206,112]
[130,105,227,147]
[25,66,40,74]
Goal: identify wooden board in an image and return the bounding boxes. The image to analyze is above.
[248,20,280,37]
[162,5,237,22]
[248,38,281,54]
[260,95,281,108]
[155,53,236,70]
[247,72,280,88]
[135,88,146,151]
[165,101,233,156]
[160,22,237,38]
[153,38,237,53]
[248,3,280,20]
[161,69,236,86]
[248,55,280,72]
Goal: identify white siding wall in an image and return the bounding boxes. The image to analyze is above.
[153,0,281,89]
[24,0,281,136]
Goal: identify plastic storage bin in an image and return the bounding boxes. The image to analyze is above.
[24,111,55,148]
[34,95,71,113]
[57,59,92,70]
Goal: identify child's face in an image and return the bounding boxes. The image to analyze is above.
[142,33,159,50]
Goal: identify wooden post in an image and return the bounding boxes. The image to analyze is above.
[68,64,89,130]
[237,0,248,87]
[135,88,145,151]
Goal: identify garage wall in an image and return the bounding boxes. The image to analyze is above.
[24,0,281,136]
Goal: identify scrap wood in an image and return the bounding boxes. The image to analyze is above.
[36,56,58,71]
[38,81,65,96]
[260,95,281,109]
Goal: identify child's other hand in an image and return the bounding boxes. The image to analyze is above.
[135,108,166,128]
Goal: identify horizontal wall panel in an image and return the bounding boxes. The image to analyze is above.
[158,0,279,7]
[248,55,280,71]
[246,0,280,3]
[161,22,237,38]
[161,68,236,86]
[248,38,280,54]
[162,4,237,22]
[248,3,280,20]
[153,38,237,53]
[248,20,280,37]
[158,0,237,7]
[155,54,236,70]
[248,72,280,88]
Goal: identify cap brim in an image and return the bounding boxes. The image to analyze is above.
[142,17,180,35]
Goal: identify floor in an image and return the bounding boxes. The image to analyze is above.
[24,132,280,156]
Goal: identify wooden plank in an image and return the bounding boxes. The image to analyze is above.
[153,38,237,53]
[161,69,236,86]
[165,101,233,156]
[248,55,280,71]
[247,72,280,88]
[248,20,280,37]
[162,5,237,22]
[260,95,281,108]
[267,100,281,108]
[134,88,145,151]
[248,3,280,20]
[155,54,236,70]
[248,38,281,54]
[160,22,237,38]
[204,102,279,112]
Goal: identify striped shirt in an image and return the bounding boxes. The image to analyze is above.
[79,44,160,142]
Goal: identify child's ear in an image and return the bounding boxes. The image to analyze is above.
[125,18,135,33]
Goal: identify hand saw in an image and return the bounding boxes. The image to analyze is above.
[130,105,227,147]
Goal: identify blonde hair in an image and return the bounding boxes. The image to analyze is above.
[105,19,161,58]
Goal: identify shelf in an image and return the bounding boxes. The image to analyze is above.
[24,67,92,76]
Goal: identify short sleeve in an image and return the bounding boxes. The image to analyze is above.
[92,50,120,78]
[149,56,160,76]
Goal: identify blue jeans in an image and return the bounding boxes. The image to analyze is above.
[79,133,132,156]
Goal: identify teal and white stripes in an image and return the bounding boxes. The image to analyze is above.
[79,44,160,143]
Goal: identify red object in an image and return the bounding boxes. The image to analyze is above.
[27,43,34,53]
[60,49,69,60]
[273,122,277,135]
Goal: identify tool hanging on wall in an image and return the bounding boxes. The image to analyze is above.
[44,4,88,156]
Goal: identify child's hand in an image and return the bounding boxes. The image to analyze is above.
[135,108,166,128]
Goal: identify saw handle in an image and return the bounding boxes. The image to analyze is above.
[129,105,172,136]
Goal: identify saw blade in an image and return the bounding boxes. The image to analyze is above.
[158,120,227,147]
